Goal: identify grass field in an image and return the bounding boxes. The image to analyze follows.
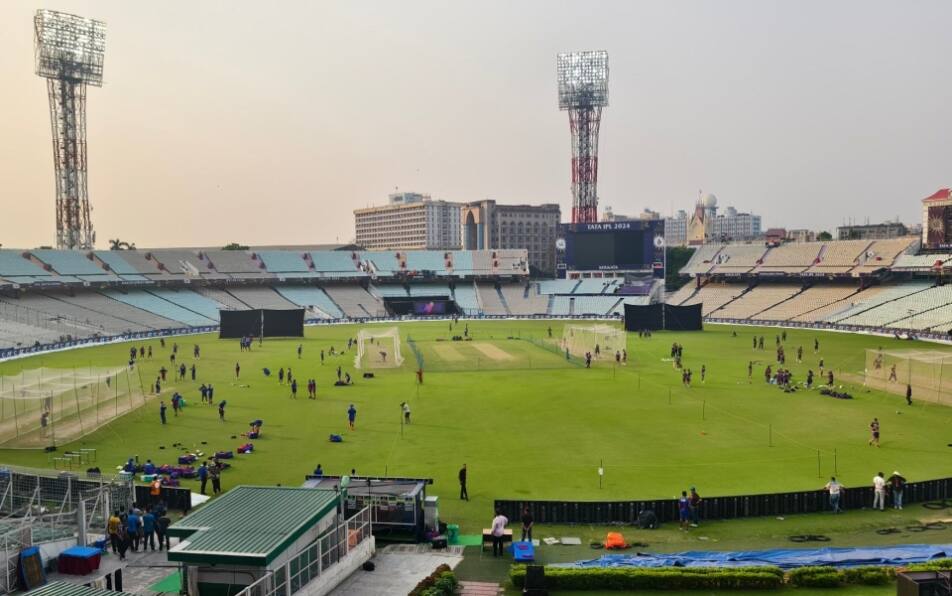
[2,320,952,536]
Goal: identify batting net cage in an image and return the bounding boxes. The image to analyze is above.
[0,367,146,449]
[561,324,626,359]
[864,349,952,406]
[355,327,404,369]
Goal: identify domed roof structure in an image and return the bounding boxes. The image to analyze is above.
[701,193,718,208]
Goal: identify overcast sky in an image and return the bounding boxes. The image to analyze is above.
[1,0,949,249]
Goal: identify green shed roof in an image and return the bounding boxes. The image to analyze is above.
[167,486,339,566]
[27,582,133,596]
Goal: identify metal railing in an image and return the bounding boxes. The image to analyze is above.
[230,507,372,596]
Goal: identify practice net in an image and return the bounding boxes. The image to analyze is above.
[355,327,404,369]
[864,349,952,406]
[561,324,626,359]
[0,367,146,449]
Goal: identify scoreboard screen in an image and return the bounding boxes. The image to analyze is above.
[559,220,664,272]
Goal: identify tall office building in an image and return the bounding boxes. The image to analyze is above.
[354,192,462,250]
[462,200,561,275]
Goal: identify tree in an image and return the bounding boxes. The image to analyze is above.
[817,231,833,241]
[665,246,696,290]
[222,243,249,251]
[108,239,135,250]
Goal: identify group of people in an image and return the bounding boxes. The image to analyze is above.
[824,471,906,513]
[107,502,171,560]
[198,459,224,495]
[677,487,704,530]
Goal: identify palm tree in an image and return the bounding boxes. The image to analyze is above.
[108,239,136,250]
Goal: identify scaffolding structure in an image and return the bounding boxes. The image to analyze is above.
[0,465,133,594]
[34,9,106,250]
[557,50,609,224]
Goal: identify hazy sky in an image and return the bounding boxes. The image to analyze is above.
[1,0,950,249]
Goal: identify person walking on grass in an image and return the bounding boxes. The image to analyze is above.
[906,384,913,406]
[290,378,298,399]
[679,491,691,531]
[235,361,241,379]
[347,404,357,430]
[491,509,508,558]
[869,418,880,447]
[825,477,844,513]
[159,401,167,425]
[401,401,411,424]
[873,472,886,511]
[459,464,469,501]
[297,344,303,359]
[218,400,226,422]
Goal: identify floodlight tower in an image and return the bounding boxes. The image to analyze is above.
[34,9,106,250]
[557,50,609,224]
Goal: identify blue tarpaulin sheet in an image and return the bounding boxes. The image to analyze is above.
[554,544,952,569]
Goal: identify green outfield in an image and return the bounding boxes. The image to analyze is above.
[1,320,951,533]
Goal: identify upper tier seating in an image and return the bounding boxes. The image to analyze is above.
[679,244,723,276]
[257,251,311,274]
[708,244,768,274]
[573,279,618,294]
[851,238,918,275]
[753,242,823,274]
[149,250,214,276]
[31,250,109,277]
[449,251,474,276]
[401,251,447,273]
[309,251,364,277]
[201,250,266,275]
[806,240,869,273]
[0,250,52,278]
[893,253,952,270]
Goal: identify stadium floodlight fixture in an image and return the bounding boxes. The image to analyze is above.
[34,9,106,86]
[557,50,609,110]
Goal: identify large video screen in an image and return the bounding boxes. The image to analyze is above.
[573,230,645,270]
[414,300,447,315]
[560,220,663,271]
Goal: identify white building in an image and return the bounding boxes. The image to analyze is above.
[354,192,462,250]
[665,210,689,247]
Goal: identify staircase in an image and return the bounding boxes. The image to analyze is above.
[459,581,504,596]
[495,286,511,315]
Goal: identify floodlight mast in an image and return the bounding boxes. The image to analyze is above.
[34,9,106,250]
[557,51,608,224]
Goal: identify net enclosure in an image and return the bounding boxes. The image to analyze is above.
[355,327,404,369]
[864,349,952,406]
[0,367,145,449]
[561,324,626,359]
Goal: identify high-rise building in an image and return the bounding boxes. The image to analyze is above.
[462,200,561,276]
[664,210,689,247]
[354,192,462,250]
